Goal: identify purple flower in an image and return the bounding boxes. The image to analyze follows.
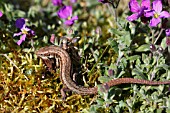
[52,0,62,6]
[0,11,3,17]
[57,6,78,26]
[108,69,114,76]
[165,28,170,46]
[50,34,55,44]
[166,28,170,37]
[13,18,35,45]
[70,0,77,3]
[150,44,156,52]
[145,0,170,27]
[127,0,150,21]
[98,0,108,3]
[15,18,25,29]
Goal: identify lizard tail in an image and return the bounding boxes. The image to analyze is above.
[106,78,170,87]
[73,78,170,95]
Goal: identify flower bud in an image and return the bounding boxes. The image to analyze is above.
[157,47,164,54]
[150,44,156,52]
[108,69,114,76]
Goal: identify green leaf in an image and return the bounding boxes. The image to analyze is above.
[117,71,125,78]
[132,68,147,79]
[161,37,166,49]
[119,100,126,107]
[127,55,141,61]
[119,32,131,47]
[155,64,169,71]
[98,76,111,83]
[107,38,118,53]
[96,98,105,105]
[135,44,150,52]
[14,10,26,17]
[108,28,125,36]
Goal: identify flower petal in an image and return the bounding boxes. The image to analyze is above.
[64,16,78,26]
[129,0,140,13]
[15,18,25,29]
[150,17,161,27]
[70,0,77,3]
[144,10,154,17]
[17,34,26,45]
[52,0,62,6]
[159,11,170,18]
[152,0,162,13]
[17,40,23,45]
[58,6,72,19]
[25,27,31,31]
[0,11,3,17]
[141,0,150,9]
[166,28,170,37]
[29,30,35,36]
[71,16,78,20]
[13,32,22,37]
[20,25,31,33]
[64,20,74,26]
[21,34,26,41]
[127,13,139,21]
[98,0,108,3]
[166,37,170,46]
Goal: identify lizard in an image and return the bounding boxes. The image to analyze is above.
[35,45,170,96]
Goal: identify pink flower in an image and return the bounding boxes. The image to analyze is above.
[70,0,77,3]
[166,28,170,37]
[98,0,108,4]
[145,0,170,27]
[0,11,3,17]
[165,29,170,46]
[13,18,35,45]
[57,6,78,26]
[52,0,62,6]
[127,0,150,21]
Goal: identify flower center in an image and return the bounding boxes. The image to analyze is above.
[154,13,159,18]
[67,16,71,20]
[22,29,28,34]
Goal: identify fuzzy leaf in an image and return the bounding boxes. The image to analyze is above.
[136,44,150,52]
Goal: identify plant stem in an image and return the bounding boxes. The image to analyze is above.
[0,54,19,70]
[154,28,164,44]
[150,27,155,44]
[88,45,109,76]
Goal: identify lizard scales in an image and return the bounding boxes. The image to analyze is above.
[36,46,170,95]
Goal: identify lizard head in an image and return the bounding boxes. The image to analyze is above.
[35,46,57,59]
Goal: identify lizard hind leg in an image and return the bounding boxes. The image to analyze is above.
[60,87,71,100]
